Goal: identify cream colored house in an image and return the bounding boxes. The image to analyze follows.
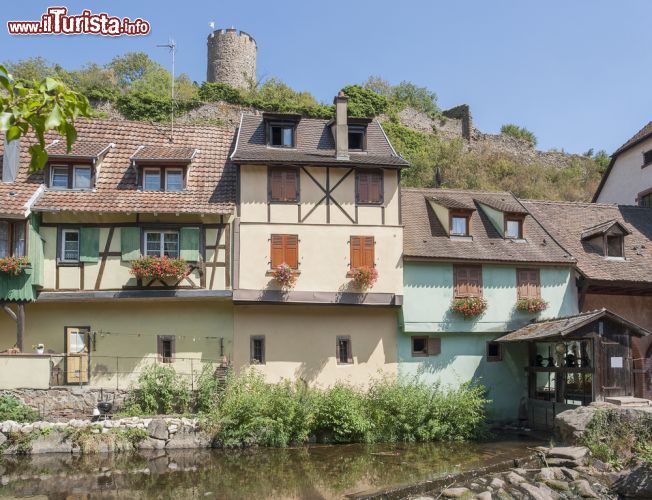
[594,121,652,206]
[229,93,407,387]
[0,120,235,389]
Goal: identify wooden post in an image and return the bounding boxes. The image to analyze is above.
[16,303,25,352]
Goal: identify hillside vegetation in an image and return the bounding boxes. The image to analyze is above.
[4,54,607,201]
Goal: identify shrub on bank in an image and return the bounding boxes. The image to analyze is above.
[121,364,191,416]
[582,409,652,469]
[313,384,372,443]
[0,394,38,423]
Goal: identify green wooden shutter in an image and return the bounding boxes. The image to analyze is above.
[180,227,200,261]
[121,227,141,261]
[79,227,100,262]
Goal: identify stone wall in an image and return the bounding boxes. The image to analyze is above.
[0,416,211,454]
[1,388,129,421]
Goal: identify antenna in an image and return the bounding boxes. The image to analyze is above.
[209,21,215,38]
[157,38,177,141]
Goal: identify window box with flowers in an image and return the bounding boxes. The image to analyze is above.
[271,263,298,290]
[350,266,379,290]
[0,257,31,277]
[450,297,488,319]
[516,297,549,313]
[130,256,189,282]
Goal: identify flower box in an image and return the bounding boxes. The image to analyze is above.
[516,297,549,313]
[271,263,298,289]
[450,296,487,318]
[0,257,30,277]
[350,266,379,290]
[130,256,189,281]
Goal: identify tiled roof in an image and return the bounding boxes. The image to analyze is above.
[24,119,235,215]
[613,121,652,156]
[475,195,529,214]
[231,114,409,168]
[496,309,649,342]
[131,145,197,162]
[580,219,631,240]
[523,200,652,283]
[402,188,574,264]
[46,141,112,159]
[429,194,475,210]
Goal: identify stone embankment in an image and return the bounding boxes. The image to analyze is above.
[0,417,212,454]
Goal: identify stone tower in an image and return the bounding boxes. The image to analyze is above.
[207,28,257,90]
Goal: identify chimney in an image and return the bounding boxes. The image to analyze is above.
[333,91,349,161]
[2,137,20,183]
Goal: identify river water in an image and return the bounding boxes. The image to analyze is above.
[0,436,540,499]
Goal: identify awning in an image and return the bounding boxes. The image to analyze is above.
[496,308,650,342]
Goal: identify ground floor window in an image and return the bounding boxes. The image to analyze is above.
[486,341,502,362]
[411,336,440,357]
[157,335,176,363]
[336,336,353,364]
[250,336,265,364]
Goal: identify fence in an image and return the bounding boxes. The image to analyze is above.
[0,353,227,390]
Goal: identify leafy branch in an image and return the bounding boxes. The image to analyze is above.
[0,64,90,171]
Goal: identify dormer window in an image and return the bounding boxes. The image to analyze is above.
[49,164,93,190]
[348,126,366,151]
[268,122,295,148]
[451,215,469,236]
[581,219,630,260]
[505,218,523,239]
[141,167,185,192]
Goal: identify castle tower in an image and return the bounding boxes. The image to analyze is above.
[207,28,257,90]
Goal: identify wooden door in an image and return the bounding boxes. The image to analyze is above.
[65,327,89,384]
[601,333,631,397]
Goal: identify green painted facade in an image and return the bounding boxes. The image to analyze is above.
[399,262,578,422]
[0,214,44,302]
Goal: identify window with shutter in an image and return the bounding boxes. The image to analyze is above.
[454,265,483,298]
[516,268,540,299]
[270,234,299,269]
[350,236,375,270]
[356,170,383,204]
[269,168,298,202]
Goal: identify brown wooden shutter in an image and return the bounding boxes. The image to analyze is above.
[284,170,298,201]
[468,267,482,297]
[528,269,540,298]
[427,337,441,356]
[357,173,369,203]
[517,269,541,298]
[455,266,482,297]
[270,234,285,268]
[454,266,467,297]
[517,269,528,299]
[270,170,284,201]
[284,235,299,269]
[362,237,374,268]
[350,236,362,269]
[369,172,382,203]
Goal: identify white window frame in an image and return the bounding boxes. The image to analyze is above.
[451,216,468,236]
[50,165,70,189]
[143,168,161,191]
[144,230,180,258]
[61,229,80,262]
[72,165,92,190]
[0,221,9,258]
[165,168,184,192]
[505,219,521,239]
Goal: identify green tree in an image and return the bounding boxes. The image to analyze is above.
[0,65,90,171]
[341,84,389,117]
[109,52,160,89]
[500,123,537,146]
[390,81,439,116]
[4,57,56,82]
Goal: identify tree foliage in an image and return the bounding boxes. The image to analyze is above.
[500,123,537,146]
[0,64,90,171]
[364,76,439,116]
[341,84,389,117]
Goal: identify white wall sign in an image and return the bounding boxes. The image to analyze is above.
[610,356,623,368]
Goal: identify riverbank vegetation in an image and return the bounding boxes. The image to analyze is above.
[0,395,38,423]
[121,366,488,447]
[581,409,652,470]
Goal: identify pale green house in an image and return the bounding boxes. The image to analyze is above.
[399,188,578,422]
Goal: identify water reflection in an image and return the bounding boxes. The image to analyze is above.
[0,437,540,499]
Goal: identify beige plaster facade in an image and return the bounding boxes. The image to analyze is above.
[233,305,398,388]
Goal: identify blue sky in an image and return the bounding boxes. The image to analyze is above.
[2,1,650,154]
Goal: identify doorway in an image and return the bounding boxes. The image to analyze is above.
[65,326,90,384]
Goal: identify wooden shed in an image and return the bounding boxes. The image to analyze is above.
[496,309,649,429]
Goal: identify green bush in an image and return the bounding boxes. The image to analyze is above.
[342,84,389,117]
[313,384,373,443]
[116,89,201,122]
[500,124,537,146]
[195,364,224,414]
[582,409,652,469]
[0,394,38,423]
[199,82,244,104]
[209,369,314,448]
[121,364,191,415]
